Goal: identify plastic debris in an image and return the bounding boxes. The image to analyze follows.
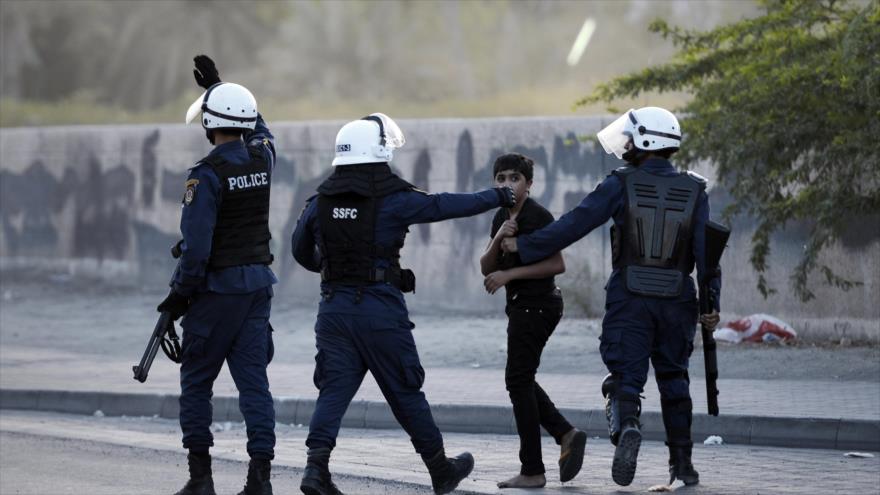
[93,410,104,417]
[210,421,234,432]
[714,314,796,344]
[844,452,875,458]
[470,362,481,368]
[704,435,723,445]
[648,484,672,492]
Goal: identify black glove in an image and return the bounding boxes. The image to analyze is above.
[193,54,221,89]
[494,186,516,208]
[157,289,190,320]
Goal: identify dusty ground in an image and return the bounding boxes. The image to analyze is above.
[1,270,878,382]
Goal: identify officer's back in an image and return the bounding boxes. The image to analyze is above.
[173,118,277,296]
[292,116,513,322]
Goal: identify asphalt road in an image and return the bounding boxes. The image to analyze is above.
[0,431,433,495]
[2,410,879,495]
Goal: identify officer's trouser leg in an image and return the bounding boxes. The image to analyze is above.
[600,298,653,398]
[652,300,700,485]
[226,287,276,459]
[355,318,443,457]
[651,300,699,448]
[600,297,653,486]
[179,292,249,452]
[306,314,367,450]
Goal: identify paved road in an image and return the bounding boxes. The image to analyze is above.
[0,432,432,495]
[2,410,878,494]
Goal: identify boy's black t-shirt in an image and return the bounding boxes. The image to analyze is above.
[490,197,562,307]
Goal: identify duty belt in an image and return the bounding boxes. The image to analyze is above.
[320,266,411,292]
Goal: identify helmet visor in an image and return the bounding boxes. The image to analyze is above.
[368,112,405,149]
[185,90,207,124]
[596,110,635,159]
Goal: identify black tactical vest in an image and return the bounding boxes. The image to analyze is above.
[201,149,273,270]
[611,166,704,298]
[316,163,417,292]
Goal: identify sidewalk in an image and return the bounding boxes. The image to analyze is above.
[2,349,878,451]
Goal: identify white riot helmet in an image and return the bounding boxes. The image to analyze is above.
[332,113,406,166]
[185,82,258,130]
[597,106,681,160]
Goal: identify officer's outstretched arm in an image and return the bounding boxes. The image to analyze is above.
[394,189,505,225]
[516,175,624,265]
[193,55,276,169]
[245,114,276,167]
[291,199,321,273]
[171,166,220,296]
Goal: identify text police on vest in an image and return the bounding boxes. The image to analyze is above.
[228,172,269,191]
[332,207,358,219]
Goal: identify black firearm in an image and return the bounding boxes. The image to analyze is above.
[132,311,182,383]
[133,240,185,383]
[700,220,731,416]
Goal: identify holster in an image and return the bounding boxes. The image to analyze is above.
[399,268,416,293]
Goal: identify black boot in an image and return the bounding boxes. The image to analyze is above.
[611,395,642,487]
[238,457,272,495]
[668,444,700,486]
[174,452,216,495]
[661,396,698,485]
[601,374,619,445]
[423,449,474,495]
[300,448,344,495]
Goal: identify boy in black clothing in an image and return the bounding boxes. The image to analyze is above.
[480,153,587,489]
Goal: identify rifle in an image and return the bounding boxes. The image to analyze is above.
[132,311,182,383]
[133,240,185,383]
[700,220,731,416]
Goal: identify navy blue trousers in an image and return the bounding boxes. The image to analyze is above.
[179,287,275,458]
[307,313,443,457]
[600,296,698,444]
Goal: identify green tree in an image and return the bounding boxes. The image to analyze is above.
[580,0,880,301]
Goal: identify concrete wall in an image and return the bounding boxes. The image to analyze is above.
[1,118,877,341]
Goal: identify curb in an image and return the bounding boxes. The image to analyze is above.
[1,389,877,452]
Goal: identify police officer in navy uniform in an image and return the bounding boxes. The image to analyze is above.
[501,107,721,487]
[158,55,277,495]
[291,114,516,495]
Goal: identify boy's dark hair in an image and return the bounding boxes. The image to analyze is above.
[493,153,534,182]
